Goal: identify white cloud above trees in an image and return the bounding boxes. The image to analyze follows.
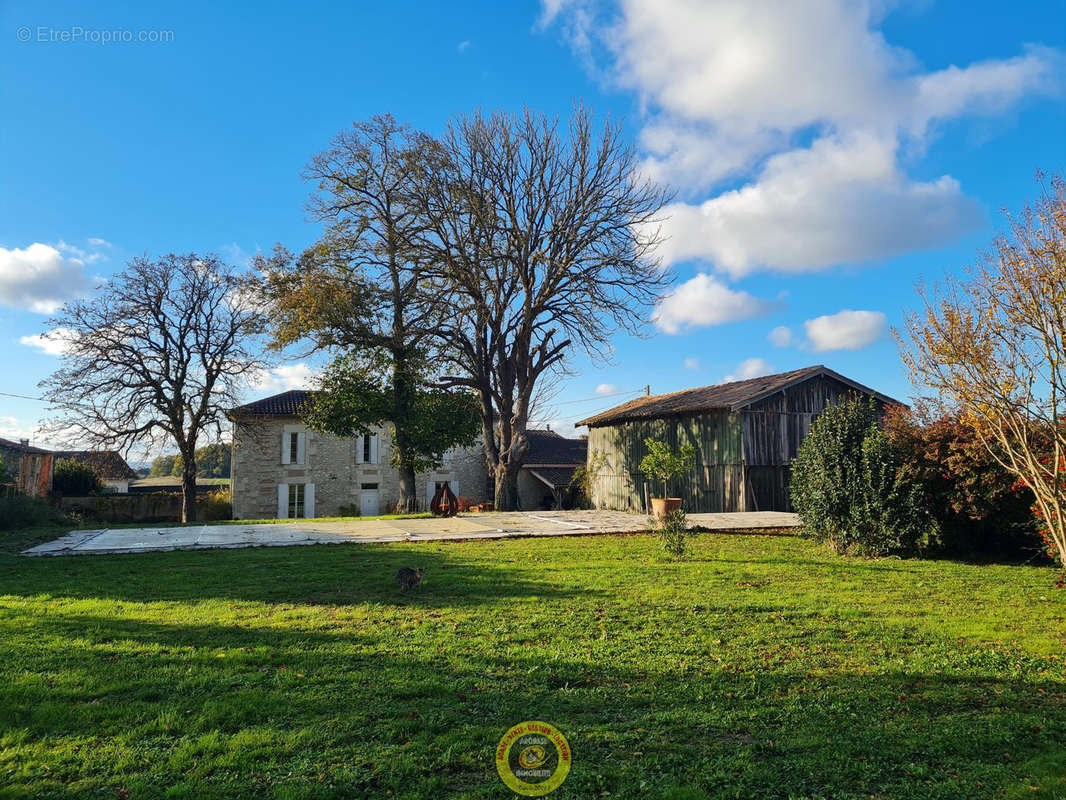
[804,309,886,352]
[651,273,775,334]
[0,243,94,313]
[543,0,1060,274]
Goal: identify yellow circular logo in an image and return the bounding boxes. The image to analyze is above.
[495,721,572,796]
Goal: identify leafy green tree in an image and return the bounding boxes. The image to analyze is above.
[149,454,177,477]
[0,453,7,483]
[192,443,231,478]
[168,443,230,478]
[791,397,933,556]
[640,438,696,499]
[52,459,101,495]
[259,116,477,511]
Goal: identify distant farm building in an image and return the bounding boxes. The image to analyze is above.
[576,365,899,513]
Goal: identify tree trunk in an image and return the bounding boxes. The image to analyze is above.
[494,460,521,511]
[397,466,418,513]
[181,454,197,523]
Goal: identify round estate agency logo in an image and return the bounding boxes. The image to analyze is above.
[495,721,571,796]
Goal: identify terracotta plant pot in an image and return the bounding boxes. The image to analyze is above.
[651,497,682,519]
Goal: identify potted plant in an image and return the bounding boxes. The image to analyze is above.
[639,438,696,519]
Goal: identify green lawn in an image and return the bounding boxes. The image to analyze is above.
[1,528,1064,799]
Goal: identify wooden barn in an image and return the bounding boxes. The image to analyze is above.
[575,365,899,513]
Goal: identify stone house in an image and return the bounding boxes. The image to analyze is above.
[576,365,899,513]
[228,390,490,519]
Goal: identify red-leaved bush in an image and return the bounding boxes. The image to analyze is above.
[882,404,1043,559]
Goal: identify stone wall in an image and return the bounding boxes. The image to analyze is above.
[231,416,489,520]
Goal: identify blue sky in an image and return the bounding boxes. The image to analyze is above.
[1,0,1064,451]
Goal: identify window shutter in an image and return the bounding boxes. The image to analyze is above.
[277,484,288,518]
[451,480,459,497]
[427,481,435,511]
[355,435,364,464]
[370,434,379,464]
[281,432,290,465]
[304,483,315,518]
[296,432,307,465]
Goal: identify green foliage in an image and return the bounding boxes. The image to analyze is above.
[639,438,695,498]
[51,459,101,495]
[149,454,177,477]
[0,453,7,483]
[569,449,606,509]
[883,406,1043,559]
[791,398,934,557]
[303,354,480,474]
[0,494,67,530]
[195,488,232,521]
[655,508,690,560]
[151,445,231,479]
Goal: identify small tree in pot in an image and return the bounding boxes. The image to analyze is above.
[640,438,696,518]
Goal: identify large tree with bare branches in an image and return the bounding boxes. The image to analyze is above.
[40,254,265,521]
[412,106,670,510]
[899,174,1066,573]
[258,116,478,512]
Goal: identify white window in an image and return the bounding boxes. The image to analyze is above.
[355,433,379,464]
[281,428,306,465]
[277,482,315,518]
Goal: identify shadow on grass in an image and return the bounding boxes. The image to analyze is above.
[0,542,600,607]
[1,607,1063,799]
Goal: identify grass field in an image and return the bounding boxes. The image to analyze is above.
[1,527,1064,799]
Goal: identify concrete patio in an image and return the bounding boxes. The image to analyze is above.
[21,510,799,557]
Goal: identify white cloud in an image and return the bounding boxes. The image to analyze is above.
[87,237,113,248]
[19,327,78,356]
[457,40,471,53]
[0,243,93,313]
[804,309,886,352]
[544,0,1060,273]
[651,273,775,334]
[768,325,792,348]
[683,357,699,370]
[724,357,773,383]
[652,131,982,276]
[249,363,321,393]
[595,383,617,395]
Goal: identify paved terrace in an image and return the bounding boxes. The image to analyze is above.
[22,510,800,557]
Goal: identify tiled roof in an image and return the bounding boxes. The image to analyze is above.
[528,466,579,489]
[229,390,314,418]
[524,429,587,466]
[0,436,51,455]
[576,365,899,428]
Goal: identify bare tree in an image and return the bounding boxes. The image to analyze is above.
[899,174,1066,571]
[40,254,266,522]
[259,116,478,512]
[412,106,670,510]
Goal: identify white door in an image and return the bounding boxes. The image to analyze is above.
[360,489,379,517]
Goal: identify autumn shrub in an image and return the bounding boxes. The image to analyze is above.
[791,398,934,556]
[882,405,1042,559]
[196,488,232,521]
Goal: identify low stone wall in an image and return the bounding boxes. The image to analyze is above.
[59,491,231,523]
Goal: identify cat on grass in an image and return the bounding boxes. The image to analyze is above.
[395,567,425,591]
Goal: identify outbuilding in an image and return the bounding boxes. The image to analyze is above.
[575,365,899,513]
